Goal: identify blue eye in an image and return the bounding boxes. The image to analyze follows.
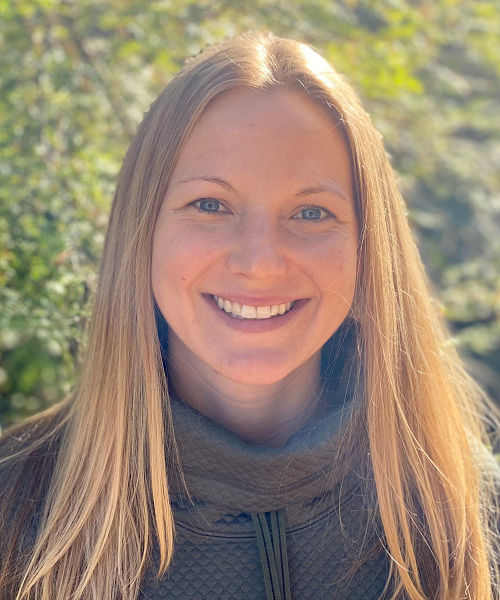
[294,206,331,221]
[197,199,221,212]
[301,208,322,220]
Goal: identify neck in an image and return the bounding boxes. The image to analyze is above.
[166,336,325,448]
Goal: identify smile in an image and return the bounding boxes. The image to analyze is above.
[212,295,296,319]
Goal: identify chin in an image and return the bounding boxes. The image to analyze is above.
[221,373,290,386]
[214,359,294,386]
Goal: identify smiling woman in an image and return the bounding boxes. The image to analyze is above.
[152,89,358,444]
[1,32,499,600]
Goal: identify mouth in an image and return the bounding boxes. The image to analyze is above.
[211,295,297,319]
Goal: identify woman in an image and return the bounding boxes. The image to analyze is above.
[0,32,499,600]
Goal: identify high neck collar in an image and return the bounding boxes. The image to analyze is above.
[156,314,365,513]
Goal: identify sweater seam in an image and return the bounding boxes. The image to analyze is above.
[172,480,362,539]
[180,464,334,494]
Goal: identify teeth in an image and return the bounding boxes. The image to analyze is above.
[256,306,271,319]
[241,305,257,319]
[212,296,296,319]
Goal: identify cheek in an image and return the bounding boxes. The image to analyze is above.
[151,223,224,297]
[311,236,357,302]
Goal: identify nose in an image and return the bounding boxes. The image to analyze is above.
[227,216,287,279]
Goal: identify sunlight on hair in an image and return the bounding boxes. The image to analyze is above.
[0,31,498,600]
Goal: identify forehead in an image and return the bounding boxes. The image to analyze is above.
[171,88,353,198]
[199,87,339,133]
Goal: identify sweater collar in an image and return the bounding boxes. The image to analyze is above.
[156,311,364,513]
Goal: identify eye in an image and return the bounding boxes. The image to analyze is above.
[293,205,333,221]
[192,198,229,213]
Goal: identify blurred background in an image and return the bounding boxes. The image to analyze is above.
[1,0,500,430]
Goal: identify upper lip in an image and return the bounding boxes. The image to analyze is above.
[208,293,304,305]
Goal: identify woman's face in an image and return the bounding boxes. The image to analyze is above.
[152,89,358,386]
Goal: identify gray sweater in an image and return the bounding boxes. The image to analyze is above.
[1,321,499,599]
[139,320,390,599]
[140,392,388,599]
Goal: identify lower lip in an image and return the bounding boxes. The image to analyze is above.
[202,294,310,333]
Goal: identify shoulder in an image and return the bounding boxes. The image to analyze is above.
[0,406,66,485]
[0,400,70,456]
[0,404,69,548]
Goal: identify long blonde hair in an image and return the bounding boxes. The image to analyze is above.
[0,32,498,600]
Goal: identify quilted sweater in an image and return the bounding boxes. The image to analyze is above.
[1,318,499,599]
[139,319,391,599]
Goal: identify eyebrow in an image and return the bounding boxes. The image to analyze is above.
[178,176,236,193]
[295,182,351,204]
[178,176,351,204]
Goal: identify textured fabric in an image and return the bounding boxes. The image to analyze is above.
[139,502,388,600]
[164,329,361,513]
[2,315,499,599]
[139,318,391,599]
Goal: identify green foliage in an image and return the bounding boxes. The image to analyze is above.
[1,0,500,428]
